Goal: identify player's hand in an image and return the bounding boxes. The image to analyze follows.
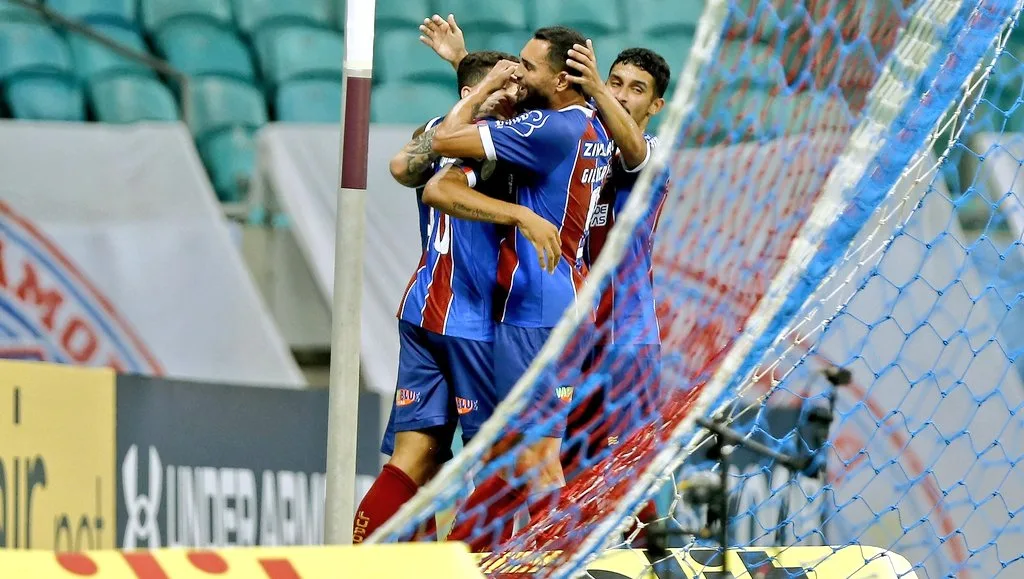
[566,39,604,97]
[419,14,468,67]
[516,208,561,274]
[477,81,519,120]
[480,60,519,94]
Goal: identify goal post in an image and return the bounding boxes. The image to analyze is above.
[324,0,377,547]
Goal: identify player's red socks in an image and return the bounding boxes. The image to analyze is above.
[448,475,526,552]
[352,463,419,544]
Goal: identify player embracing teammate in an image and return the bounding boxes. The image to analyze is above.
[354,15,672,549]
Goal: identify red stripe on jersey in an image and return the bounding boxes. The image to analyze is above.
[495,233,518,321]
[421,218,455,332]
[560,125,599,264]
[397,251,428,317]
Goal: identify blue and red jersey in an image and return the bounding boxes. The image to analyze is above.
[479,104,615,328]
[585,133,669,345]
[398,140,514,342]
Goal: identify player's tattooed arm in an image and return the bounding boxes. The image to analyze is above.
[419,14,468,70]
[567,40,648,170]
[432,60,518,159]
[424,166,561,273]
[388,125,442,188]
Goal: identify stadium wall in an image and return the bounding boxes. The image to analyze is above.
[0,359,383,551]
[0,121,303,387]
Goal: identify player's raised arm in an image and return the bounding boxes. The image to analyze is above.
[566,39,649,171]
[422,165,561,273]
[431,60,518,159]
[420,14,468,71]
[388,120,443,188]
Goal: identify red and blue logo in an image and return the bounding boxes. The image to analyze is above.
[0,201,161,374]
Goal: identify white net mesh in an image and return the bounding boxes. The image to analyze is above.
[371,0,1024,576]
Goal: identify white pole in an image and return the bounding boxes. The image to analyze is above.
[324,0,376,546]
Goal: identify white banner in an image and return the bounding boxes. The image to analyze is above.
[0,121,304,387]
[254,124,423,396]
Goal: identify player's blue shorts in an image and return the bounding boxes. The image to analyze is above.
[494,322,597,439]
[563,342,662,474]
[380,321,497,457]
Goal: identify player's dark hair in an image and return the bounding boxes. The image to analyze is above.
[533,25,587,95]
[457,50,519,92]
[611,48,672,98]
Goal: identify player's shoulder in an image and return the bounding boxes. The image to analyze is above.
[425,115,445,130]
[644,132,659,148]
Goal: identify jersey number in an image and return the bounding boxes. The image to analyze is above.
[428,209,451,255]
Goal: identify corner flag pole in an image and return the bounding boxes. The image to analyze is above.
[324,0,376,546]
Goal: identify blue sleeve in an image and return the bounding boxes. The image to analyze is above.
[478,110,578,174]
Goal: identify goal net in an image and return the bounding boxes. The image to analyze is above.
[370,0,1024,576]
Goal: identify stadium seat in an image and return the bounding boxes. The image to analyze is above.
[46,0,137,28]
[232,0,332,36]
[255,25,342,88]
[6,74,85,120]
[140,0,233,35]
[434,0,527,33]
[592,33,637,78]
[630,0,701,38]
[372,82,455,124]
[641,34,694,78]
[0,21,73,80]
[0,0,43,22]
[155,21,255,82]
[276,78,341,123]
[198,126,257,202]
[529,0,624,37]
[375,30,457,87]
[725,0,801,43]
[90,74,179,122]
[186,76,267,141]
[462,31,526,59]
[374,0,430,33]
[67,24,150,83]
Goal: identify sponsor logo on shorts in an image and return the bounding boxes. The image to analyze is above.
[0,201,161,373]
[555,386,574,403]
[395,388,420,407]
[455,397,478,415]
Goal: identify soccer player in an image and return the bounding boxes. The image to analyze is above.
[424,26,617,548]
[564,43,673,536]
[354,50,549,544]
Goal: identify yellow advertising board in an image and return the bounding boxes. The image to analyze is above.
[0,544,916,578]
[0,359,116,550]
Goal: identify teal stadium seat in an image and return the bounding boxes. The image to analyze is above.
[375,0,430,32]
[89,74,179,122]
[725,0,801,43]
[630,0,702,37]
[7,75,85,120]
[255,25,342,88]
[67,24,150,83]
[276,78,341,123]
[592,33,637,77]
[435,0,527,33]
[463,31,526,58]
[715,39,788,89]
[375,30,456,87]
[0,21,73,79]
[199,126,257,202]
[0,0,43,22]
[530,0,624,37]
[186,76,267,141]
[372,82,455,124]
[140,0,233,34]
[46,0,137,28]
[232,0,332,36]
[155,21,255,81]
[641,34,694,79]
